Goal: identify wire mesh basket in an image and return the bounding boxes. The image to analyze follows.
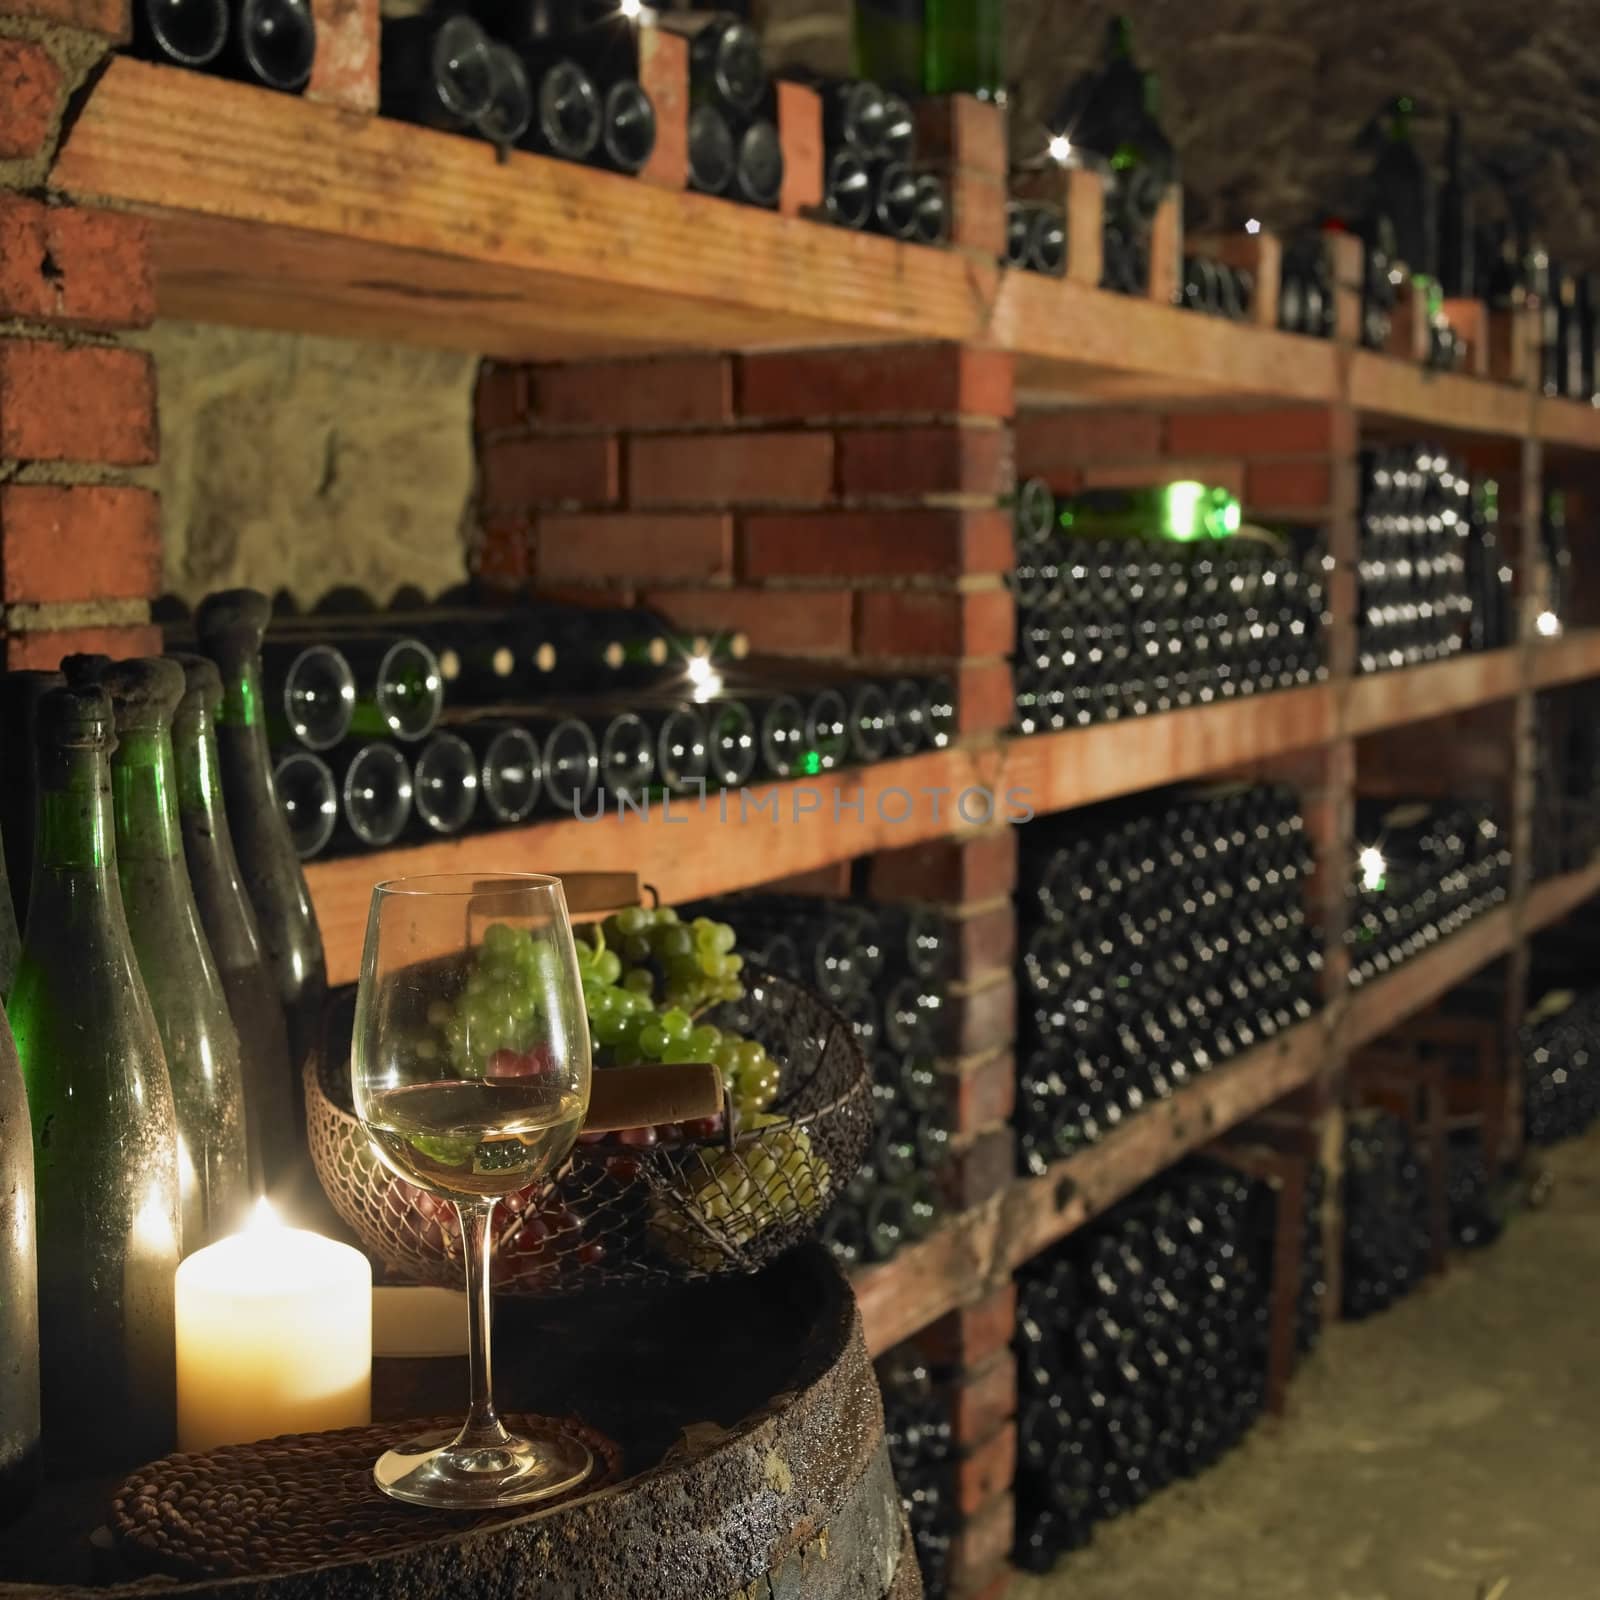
[306,970,872,1293]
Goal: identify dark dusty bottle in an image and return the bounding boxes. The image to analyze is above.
[923,0,1004,100]
[195,590,328,1074]
[169,654,299,1206]
[1367,96,1436,281]
[0,822,18,999]
[8,686,180,1471]
[223,0,316,94]
[0,670,65,940]
[1437,111,1474,299]
[132,0,228,70]
[103,660,251,1254]
[852,0,923,99]
[0,1001,39,1522]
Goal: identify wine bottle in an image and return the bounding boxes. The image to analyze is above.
[458,720,543,824]
[923,0,1004,100]
[703,696,760,788]
[0,1001,38,1522]
[819,75,888,154]
[195,589,328,1072]
[734,119,784,208]
[1437,111,1474,298]
[688,103,736,194]
[380,11,495,132]
[1005,202,1031,268]
[271,748,339,861]
[259,640,356,751]
[479,41,535,147]
[9,685,180,1471]
[169,654,299,1208]
[410,731,480,837]
[335,634,444,742]
[853,0,922,97]
[823,147,873,229]
[688,13,767,120]
[102,659,251,1254]
[912,173,948,245]
[871,159,919,238]
[1027,205,1066,276]
[132,0,228,68]
[223,0,315,94]
[1366,95,1436,280]
[742,690,807,778]
[804,686,852,772]
[0,670,64,945]
[593,708,656,798]
[521,56,603,161]
[61,652,112,687]
[598,77,656,174]
[527,713,600,813]
[323,740,415,853]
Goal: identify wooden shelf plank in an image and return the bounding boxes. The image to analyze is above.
[1343,906,1514,1048]
[1341,651,1521,737]
[305,747,981,985]
[1536,396,1600,453]
[1527,630,1600,690]
[854,1018,1328,1355]
[1004,685,1336,815]
[1348,352,1532,439]
[1526,856,1600,932]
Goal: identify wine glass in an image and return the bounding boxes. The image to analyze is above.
[352,873,593,1509]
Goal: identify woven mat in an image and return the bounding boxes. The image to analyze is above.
[110,1414,620,1580]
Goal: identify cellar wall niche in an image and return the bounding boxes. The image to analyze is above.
[137,321,478,607]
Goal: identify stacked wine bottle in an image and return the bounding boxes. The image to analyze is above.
[1530,683,1600,881]
[810,75,947,243]
[1356,445,1515,674]
[1178,254,1255,321]
[128,0,316,96]
[1002,200,1065,278]
[1522,986,1600,1145]
[1296,1163,1329,1355]
[162,592,956,861]
[1341,1110,1431,1319]
[877,1345,957,1599]
[1013,1161,1292,1572]
[1016,784,1322,1178]
[1012,478,1327,736]
[680,891,951,1269]
[1345,798,1512,986]
[1278,233,1338,340]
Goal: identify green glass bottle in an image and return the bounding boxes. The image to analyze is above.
[9,685,179,1471]
[103,659,251,1253]
[1058,483,1242,543]
[169,653,300,1206]
[923,0,1004,100]
[0,1000,40,1521]
[852,0,924,99]
[194,590,328,1074]
[0,822,19,999]
[0,670,65,944]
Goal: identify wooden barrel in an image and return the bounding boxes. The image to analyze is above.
[0,1246,921,1600]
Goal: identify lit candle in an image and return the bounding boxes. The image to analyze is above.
[175,1199,371,1452]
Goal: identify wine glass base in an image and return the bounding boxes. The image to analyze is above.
[374,1424,593,1510]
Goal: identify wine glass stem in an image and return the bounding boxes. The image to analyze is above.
[456,1199,512,1452]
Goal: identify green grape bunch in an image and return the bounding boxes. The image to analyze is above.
[422,921,559,1082]
[582,903,782,1117]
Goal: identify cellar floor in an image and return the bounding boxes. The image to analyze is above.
[1013,1126,1600,1600]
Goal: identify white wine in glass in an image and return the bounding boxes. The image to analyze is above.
[353,873,593,1509]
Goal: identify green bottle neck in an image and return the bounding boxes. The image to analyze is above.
[172,701,226,823]
[33,745,116,879]
[217,659,263,733]
[112,729,183,864]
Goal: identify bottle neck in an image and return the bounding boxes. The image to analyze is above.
[33,744,116,880]
[112,728,184,863]
[172,701,226,826]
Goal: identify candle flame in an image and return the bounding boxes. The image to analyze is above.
[250,1195,282,1232]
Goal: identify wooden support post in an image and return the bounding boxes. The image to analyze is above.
[307,0,379,116]
[1147,184,1182,307]
[1441,298,1489,378]
[1325,232,1365,347]
[775,80,822,218]
[637,25,690,191]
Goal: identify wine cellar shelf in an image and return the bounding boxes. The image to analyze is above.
[47,56,1600,440]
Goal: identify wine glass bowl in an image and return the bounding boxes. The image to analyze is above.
[351,872,593,1509]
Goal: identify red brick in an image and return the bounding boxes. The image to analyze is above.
[838,425,1012,499]
[870,829,1017,905]
[955,1422,1016,1517]
[740,346,1013,422]
[776,80,823,216]
[953,904,1016,979]
[533,513,732,583]
[637,25,688,190]
[5,622,159,672]
[1014,408,1165,481]
[946,975,1015,1057]
[640,586,854,657]
[942,1050,1016,1136]
[1083,457,1246,500]
[629,431,835,508]
[536,356,735,432]
[0,199,153,331]
[741,508,1010,581]
[474,364,528,436]
[856,587,1012,659]
[307,0,379,115]
[1246,458,1335,510]
[949,1355,1017,1448]
[1165,405,1352,458]
[956,657,1013,736]
[0,0,128,37]
[915,1282,1017,1372]
[0,485,160,605]
[474,519,530,585]
[0,38,62,160]
[0,342,156,466]
[947,1494,1014,1595]
[480,434,618,511]
[913,97,1007,176]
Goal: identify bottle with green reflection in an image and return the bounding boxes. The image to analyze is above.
[924,0,1004,100]
[9,685,179,1471]
[103,658,250,1254]
[1057,483,1241,545]
[195,589,327,1074]
[852,0,923,98]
